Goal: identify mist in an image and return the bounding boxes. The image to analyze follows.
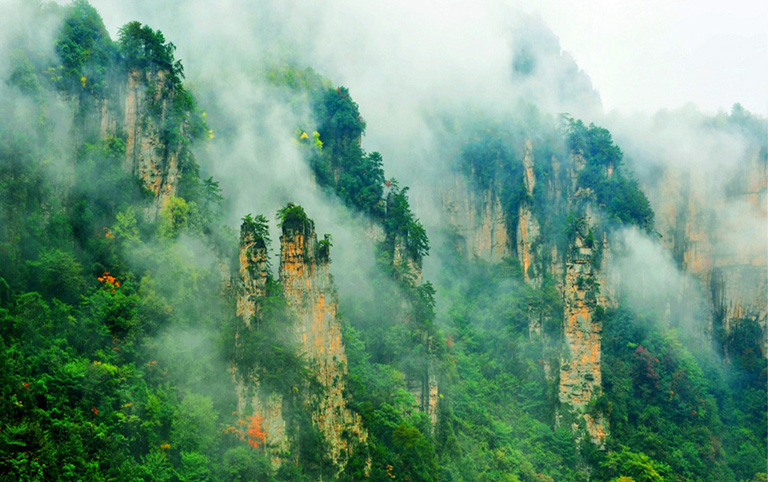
[0,1,765,479]
[612,227,711,339]
[606,105,767,274]
[72,1,763,344]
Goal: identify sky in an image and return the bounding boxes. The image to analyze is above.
[533,0,768,115]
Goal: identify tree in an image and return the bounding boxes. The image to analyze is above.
[171,393,218,454]
[601,447,668,482]
[118,21,183,87]
[55,0,116,93]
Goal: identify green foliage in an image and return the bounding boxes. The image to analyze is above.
[9,56,45,99]
[118,21,184,89]
[267,64,331,95]
[171,394,218,453]
[178,451,211,482]
[601,307,765,482]
[600,447,668,482]
[159,196,201,239]
[276,202,313,235]
[317,86,366,148]
[302,86,387,217]
[55,0,117,94]
[2,5,765,482]
[241,213,271,251]
[293,83,428,279]
[724,318,765,383]
[341,341,439,482]
[384,183,430,263]
[26,248,87,305]
[0,134,57,290]
[219,446,273,482]
[564,117,655,231]
[430,257,585,482]
[66,138,148,260]
[0,36,233,482]
[318,234,333,263]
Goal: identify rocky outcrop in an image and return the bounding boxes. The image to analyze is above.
[122,68,183,218]
[73,66,191,219]
[406,358,439,428]
[596,232,618,309]
[558,215,608,446]
[236,223,269,325]
[444,174,511,263]
[279,212,366,466]
[711,264,768,358]
[517,141,541,287]
[234,220,289,461]
[234,211,367,467]
[443,138,614,445]
[392,234,423,285]
[645,145,768,357]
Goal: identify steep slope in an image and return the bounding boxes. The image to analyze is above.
[277,205,367,464]
[234,217,289,460]
[443,173,511,264]
[0,3,765,482]
[233,207,366,471]
[439,119,637,445]
[58,16,205,220]
[433,110,765,480]
[558,210,608,446]
[635,111,767,359]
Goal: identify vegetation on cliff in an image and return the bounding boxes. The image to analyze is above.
[0,2,764,482]
[564,117,655,231]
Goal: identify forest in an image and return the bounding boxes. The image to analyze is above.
[0,2,765,482]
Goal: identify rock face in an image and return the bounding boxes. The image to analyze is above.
[234,221,289,461]
[279,217,367,465]
[644,144,768,357]
[236,221,269,325]
[405,356,439,427]
[122,69,184,218]
[444,139,614,445]
[558,215,608,447]
[711,265,768,356]
[234,212,366,467]
[392,233,424,285]
[444,174,511,263]
[517,141,541,287]
[75,67,191,218]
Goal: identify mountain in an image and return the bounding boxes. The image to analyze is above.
[0,2,765,482]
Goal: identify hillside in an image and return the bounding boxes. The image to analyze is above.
[0,2,765,482]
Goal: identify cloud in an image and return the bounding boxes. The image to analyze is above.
[37,1,764,349]
[605,105,767,268]
[613,227,709,333]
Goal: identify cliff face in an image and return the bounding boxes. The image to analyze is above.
[74,66,190,218]
[443,174,511,264]
[122,68,184,217]
[234,224,289,460]
[234,214,366,467]
[558,215,608,446]
[645,145,768,357]
[444,139,615,446]
[392,234,424,285]
[279,220,367,464]
[517,141,541,287]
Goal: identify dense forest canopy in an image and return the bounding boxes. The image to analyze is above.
[0,2,765,482]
